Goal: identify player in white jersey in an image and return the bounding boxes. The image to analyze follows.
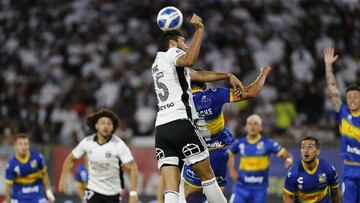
[58,109,139,203]
[152,14,244,203]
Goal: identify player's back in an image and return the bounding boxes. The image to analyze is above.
[6,151,46,201]
[283,159,339,203]
[152,47,198,126]
[338,103,360,163]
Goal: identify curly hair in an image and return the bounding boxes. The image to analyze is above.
[85,109,120,133]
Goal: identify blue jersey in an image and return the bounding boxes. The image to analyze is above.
[283,159,339,203]
[230,135,285,188]
[338,103,360,163]
[192,88,234,149]
[75,164,88,189]
[5,151,47,201]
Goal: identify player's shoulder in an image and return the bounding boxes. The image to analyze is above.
[111,135,127,145]
[287,161,302,177]
[318,159,337,172]
[7,155,17,166]
[82,134,96,143]
[30,151,44,160]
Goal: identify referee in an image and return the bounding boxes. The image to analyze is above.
[59,109,139,203]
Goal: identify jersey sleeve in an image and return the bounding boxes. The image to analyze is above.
[167,48,185,66]
[213,88,232,104]
[117,140,134,164]
[37,153,46,171]
[72,138,87,159]
[267,138,285,157]
[328,164,339,189]
[230,139,240,155]
[283,167,297,196]
[5,160,14,185]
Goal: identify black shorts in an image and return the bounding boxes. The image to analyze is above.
[155,119,209,169]
[85,189,120,203]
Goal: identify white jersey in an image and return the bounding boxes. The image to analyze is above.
[72,135,134,195]
[152,47,198,126]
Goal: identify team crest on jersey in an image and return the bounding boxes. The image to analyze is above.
[201,95,211,103]
[318,173,327,184]
[31,160,38,168]
[105,151,112,158]
[14,166,20,175]
[257,141,264,150]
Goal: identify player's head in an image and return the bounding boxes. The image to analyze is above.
[245,114,263,136]
[191,69,207,90]
[14,133,30,156]
[346,85,360,112]
[301,136,320,164]
[158,30,188,52]
[85,109,120,138]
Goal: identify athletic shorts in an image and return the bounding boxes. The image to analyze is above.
[155,119,209,169]
[84,189,120,203]
[342,165,360,203]
[182,147,229,188]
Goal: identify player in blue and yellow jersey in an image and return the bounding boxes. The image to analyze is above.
[182,66,272,203]
[5,134,55,203]
[283,136,340,203]
[75,162,88,201]
[229,114,293,203]
[324,47,360,203]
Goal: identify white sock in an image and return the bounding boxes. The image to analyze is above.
[202,178,227,203]
[164,190,179,203]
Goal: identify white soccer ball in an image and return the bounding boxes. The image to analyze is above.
[157,6,183,31]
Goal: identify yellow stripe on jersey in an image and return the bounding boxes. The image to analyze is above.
[239,156,270,171]
[206,113,225,135]
[5,179,13,185]
[13,170,45,184]
[230,89,234,102]
[301,159,319,175]
[277,148,285,157]
[330,184,339,189]
[340,118,360,142]
[283,187,295,195]
[295,186,329,203]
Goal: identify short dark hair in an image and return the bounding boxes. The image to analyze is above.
[85,109,120,133]
[302,136,320,149]
[14,133,29,142]
[158,30,183,52]
[346,85,360,93]
[190,69,207,90]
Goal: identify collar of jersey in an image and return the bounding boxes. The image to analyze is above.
[351,110,360,117]
[192,89,202,93]
[93,135,113,145]
[301,159,319,174]
[246,134,262,144]
[16,152,30,164]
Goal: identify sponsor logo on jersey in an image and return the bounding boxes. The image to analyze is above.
[105,151,112,158]
[318,173,327,184]
[244,176,264,183]
[31,160,37,168]
[347,145,360,155]
[22,185,39,194]
[257,141,264,150]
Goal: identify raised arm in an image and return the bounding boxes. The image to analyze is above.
[58,153,78,192]
[176,14,204,67]
[324,47,341,112]
[123,161,139,203]
[189,69,244,97]
[233,65,271,102]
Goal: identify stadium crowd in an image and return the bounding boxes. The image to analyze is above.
[0,0,359,147]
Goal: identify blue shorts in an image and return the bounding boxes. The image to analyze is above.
[182,147,229,188]
[230,185,267,203]
[342,165,360,203]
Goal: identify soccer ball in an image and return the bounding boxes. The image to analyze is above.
[157,6,183,31]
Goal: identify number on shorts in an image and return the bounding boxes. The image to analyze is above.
[85,190,95,200]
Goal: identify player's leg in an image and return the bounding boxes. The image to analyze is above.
[182,163,205,202]
[161,165,181,202]
[191,158,227,203]
[342,177,358,203]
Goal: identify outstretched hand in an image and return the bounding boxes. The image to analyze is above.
[261,65,272,75]
[324,47,339,65]
[190,14,204,29]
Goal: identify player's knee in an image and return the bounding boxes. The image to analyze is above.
[186,192,207,203]
[191,159,214,181]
